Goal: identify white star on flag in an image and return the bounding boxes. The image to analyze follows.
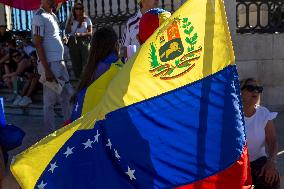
[125,166,136,180]
[63,147,74,158]
[94,130,100,143]
[83,139,94,149]
[48,162,58,173]
[106,139,112,149]
[114,149,121,160]
[37,180,47,189]
[75,102,79,112]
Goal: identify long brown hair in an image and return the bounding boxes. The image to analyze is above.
[72,2,86,27]
[78,27,118,91]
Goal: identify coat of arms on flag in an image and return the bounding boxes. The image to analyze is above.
[149,17,202,80]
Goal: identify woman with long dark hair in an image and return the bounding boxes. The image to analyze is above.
[65,2,92,78]
[63,27,121,125]
[78,27,119,91]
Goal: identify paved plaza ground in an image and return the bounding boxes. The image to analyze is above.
[2,111,284,188]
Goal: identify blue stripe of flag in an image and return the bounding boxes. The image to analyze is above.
[70,88,87,122]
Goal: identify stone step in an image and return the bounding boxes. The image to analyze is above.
[0,59,78,117]
[0,78,78,101]
[4,101,63,117]
[0,87,43,103]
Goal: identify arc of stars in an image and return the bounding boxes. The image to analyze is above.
[82,139,94,149]
[48,162,58,174]
[106,139,112,150]
[37,180,47,189]
[94,130,100,143]
[63,147,74,158]
[125,166,136,180]
[114,149,121,161]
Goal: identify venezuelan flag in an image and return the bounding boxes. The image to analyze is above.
[70,60,123,121]
[11,0,251,188]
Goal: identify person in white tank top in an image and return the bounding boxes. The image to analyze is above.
[241,78,280,189]
[65,2,92,78]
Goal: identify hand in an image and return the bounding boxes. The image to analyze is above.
[75,32,81,37]
[63,36,68,44]
[259,159,278,186]
[45,69,55,82]
[119,47,127,58]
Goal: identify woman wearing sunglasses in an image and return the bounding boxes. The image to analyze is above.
[65,2,92,78]
[241,78,280,189]
[2,50,32,103]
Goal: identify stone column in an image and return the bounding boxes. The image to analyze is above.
[224,0,236,39]
[0,3,6,26]
[0,3,12,30]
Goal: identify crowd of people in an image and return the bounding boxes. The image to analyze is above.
[0,26,39,107]
[0,0,281,188]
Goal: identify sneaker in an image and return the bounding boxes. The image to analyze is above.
[18,96,32,107]
[12,95,22,106]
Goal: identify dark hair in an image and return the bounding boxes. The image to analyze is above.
[240,78,258,90]
[78,27,118,91]
[72,2,86,27]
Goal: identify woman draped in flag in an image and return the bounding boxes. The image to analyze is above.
[66,27,122,123]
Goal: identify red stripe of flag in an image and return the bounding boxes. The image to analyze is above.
[175,146,252,189]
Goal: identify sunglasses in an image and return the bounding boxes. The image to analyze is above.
[75,7,83,10]
[242,84,263,93]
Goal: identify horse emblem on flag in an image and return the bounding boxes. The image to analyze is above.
[149,17,203,80]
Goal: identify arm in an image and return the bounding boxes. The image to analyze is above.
[65,14,73,34]
[265,120,278,163]
[77,25,92,37]
[33,35,54,82]
[32,14,54,81]
[0,54,9,64]
[260,120,279,185]
[121,23,130,47]
[118,24,130,58]
[11,59,30,76]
